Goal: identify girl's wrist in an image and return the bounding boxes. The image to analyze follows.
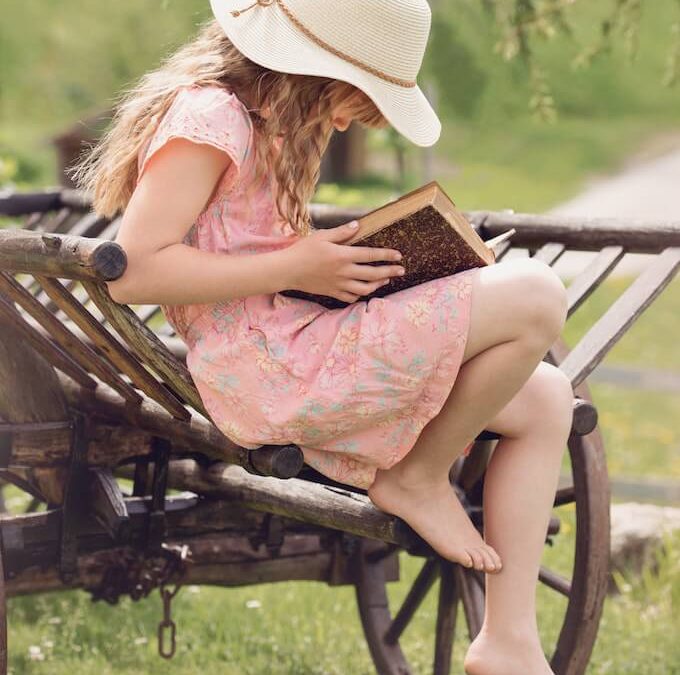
[267,244,300,293]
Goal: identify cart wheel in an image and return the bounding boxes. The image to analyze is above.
[353,336,610,675]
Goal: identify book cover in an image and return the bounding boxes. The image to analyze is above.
[280,181,514,310]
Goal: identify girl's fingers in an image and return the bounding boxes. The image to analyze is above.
[348,246,402,264]
[342,278,391,296]
[344,262,405,281]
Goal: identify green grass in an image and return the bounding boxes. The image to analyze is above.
[6,508,680,674]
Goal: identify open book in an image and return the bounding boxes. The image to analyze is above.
[280,180,515,310]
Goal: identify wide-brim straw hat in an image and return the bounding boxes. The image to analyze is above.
[209,0,441,147]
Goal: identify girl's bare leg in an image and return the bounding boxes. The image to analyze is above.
[463,362,573,675]
[367,258,569,572]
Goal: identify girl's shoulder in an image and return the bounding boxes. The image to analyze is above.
[173,84,253,125]
[138,83,255,192]
[164,83,255,150]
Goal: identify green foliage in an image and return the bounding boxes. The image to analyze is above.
[424,14,488,120]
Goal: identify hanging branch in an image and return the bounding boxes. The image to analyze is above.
[485,0,680,121]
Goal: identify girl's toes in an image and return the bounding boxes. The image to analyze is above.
[467,548,485,571]
[457,549,475,568]
[490,548,503,571]
[479,547,497,572]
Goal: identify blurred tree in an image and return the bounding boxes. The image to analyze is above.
[2,0,680,188]
[480,0,680,122]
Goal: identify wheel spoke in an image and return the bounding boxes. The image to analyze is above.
[539,565,571,597]
[456,566,485,641]
[554,485,575,507]
[547,515,561,536]
[433,560,460,675]
[385,557,439,644]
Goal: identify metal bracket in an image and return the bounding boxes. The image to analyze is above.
[248,512,284,556]
[58,412,88,584]
[145,436,171,552]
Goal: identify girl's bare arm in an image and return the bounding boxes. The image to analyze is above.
[107,137,295,305]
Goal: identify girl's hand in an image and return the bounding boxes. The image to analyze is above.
[284,220,405,303]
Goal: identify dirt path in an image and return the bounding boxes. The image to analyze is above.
[544,130,680,278]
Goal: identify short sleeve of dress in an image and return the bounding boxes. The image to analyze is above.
[137,84,253,195]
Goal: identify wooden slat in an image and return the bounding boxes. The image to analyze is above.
[0,296,96,389]
[23,212,48,230]
[531,242,566,266]
[99,217,122,240]
[82,280,204,418]
[37,207,72,234]
[559,247,680,388]
[36,275,189,420]
[0,190,62,217]
[67,212,110,238]
[0,273,143,406]
[566,246,625,317]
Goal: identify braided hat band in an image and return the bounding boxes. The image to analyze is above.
[230,0,417,88]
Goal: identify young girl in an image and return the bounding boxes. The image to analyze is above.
[75,1,572,672]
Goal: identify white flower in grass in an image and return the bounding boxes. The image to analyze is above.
[28,646,45,661]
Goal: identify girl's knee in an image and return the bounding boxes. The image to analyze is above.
[501,258,568,344]
[530,362,574,434]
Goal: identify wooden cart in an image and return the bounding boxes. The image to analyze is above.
[0,188,678,674]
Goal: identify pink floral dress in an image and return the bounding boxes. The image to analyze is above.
[137,84,476,490]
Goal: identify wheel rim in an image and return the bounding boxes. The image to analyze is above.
[353,338,610,675]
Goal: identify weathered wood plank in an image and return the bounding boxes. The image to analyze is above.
[37,276,188,420]
[559,247,680,388]
[0,190,62,217]
[478,212,680,253]
[0,296,96,390]
[83,280,205,418]
[8,423,158,468]
[0,273,143,406]
[117,459,422,549]
[57,372,245,461]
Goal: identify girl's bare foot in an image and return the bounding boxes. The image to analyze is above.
[367,463,502,573]
[464,628,554,675]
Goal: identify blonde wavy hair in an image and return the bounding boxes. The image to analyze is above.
[72,20,389,236]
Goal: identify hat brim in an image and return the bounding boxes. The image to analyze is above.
[210,0,441,147]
